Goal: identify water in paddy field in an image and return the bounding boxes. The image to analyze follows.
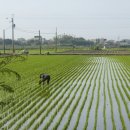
[68,57,129,130]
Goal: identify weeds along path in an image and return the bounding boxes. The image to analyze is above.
[0,55,130,130]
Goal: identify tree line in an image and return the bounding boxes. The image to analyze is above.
[0,35,95,47]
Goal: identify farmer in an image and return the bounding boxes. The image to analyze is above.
[39,74,50,85]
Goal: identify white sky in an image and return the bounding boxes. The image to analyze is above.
[0,0,130,40]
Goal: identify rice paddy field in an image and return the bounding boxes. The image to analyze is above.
[0,55,130,130]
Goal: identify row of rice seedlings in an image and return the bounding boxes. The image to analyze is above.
[7,65,47,95]
[114,57,130,89]
[26,75,78,129]
[6,86,55,129]
[83,59,102,130]
[0,72,52,119]
[10,62,83,129]
[115,62,130,100]
[0,85,42,128]
[3,71,66,128]
[1,83,48,129]
[103,82,107,130]
[42,61,92,130]
[111,61,130,119]
[14,61,67,97]
[0,55,90,129]
[93,62,103,130]
[32,79,81,129]
[111,63,130,126]
[119,56,130,72]
[117,57,130,80]
[103,63,107,130]
[57,62,99,130]
[0,56,78,114]
[42,82,80,130]
[0,57,83,126]
[21,58,89,129]
[119,59,130,83]
[84,58,102,130]
[0,78,36,114]
[62,84,87,130]
[32,61,90,130]
[0,72,49,117]
[2,57,84,110]
[66,61,98,130]
[118,63,130,92]
[68,68,99,130]
[15,82,74,130]
[109,62,127,130]
[47,60,97,130]
[0,57,85,110]
[61,62,96,130]
[106,62,116,130]
[51,82,83,130]
[0,60,77,128]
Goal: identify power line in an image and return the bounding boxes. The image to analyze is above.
[15,27,37,34]
[5,26,11,30]
[15,26,55,35]
[0,26,11,31]
[40,32,55,35]
[14,15,130,20]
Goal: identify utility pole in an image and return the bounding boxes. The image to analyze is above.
[3,29,5,54]
[11,17,15,53]
[55,27,58,52]
[39,30,42,55]
[72,35,75,53]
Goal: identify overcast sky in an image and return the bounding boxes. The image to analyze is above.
[0,0,130,40]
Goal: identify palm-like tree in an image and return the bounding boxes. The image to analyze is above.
[0,54,25,109]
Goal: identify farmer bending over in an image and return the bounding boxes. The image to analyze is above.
[39,74,50,85]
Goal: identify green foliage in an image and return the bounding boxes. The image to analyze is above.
[0,55,26,108]
[56,35,94,46]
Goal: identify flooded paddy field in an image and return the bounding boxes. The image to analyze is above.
[0,55,130,130]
